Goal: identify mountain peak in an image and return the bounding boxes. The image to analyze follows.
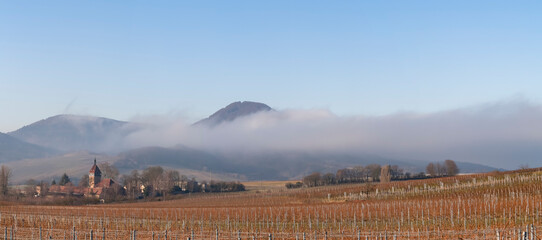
[195,101,272,126]
[8,114,135,152]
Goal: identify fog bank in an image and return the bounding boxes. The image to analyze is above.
[123,99,542,169]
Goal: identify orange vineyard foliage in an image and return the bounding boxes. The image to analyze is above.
[1,168,542,239]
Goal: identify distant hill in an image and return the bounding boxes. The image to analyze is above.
[2,103,503,182]
[114,146,236,173]
[455,161,504,173]
[0,132,56,162]
[4,150,241,184]
[4,151,114,184]
[194,101,272,126]
[113,146,426,180]
[8,114,139,153]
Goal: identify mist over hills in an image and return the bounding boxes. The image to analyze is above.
[114,146,234,173]
[8,114,140,153]
[1,100,517,183]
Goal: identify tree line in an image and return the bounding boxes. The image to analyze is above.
[121,166,244,199]
[425,159,459,177]
[288,160,459,189]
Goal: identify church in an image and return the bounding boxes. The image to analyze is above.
[87,158,118,197]
[45,159,121,200]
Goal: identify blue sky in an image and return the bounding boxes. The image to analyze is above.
[1,1,541,132]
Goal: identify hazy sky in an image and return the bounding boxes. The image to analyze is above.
[1,1,542,132]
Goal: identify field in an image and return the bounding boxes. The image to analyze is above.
[242,180,297,192]
[1,169,542,239]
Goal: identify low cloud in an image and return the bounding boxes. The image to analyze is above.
[123,98,542,169]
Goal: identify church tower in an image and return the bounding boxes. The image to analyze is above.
[89,158,102,188]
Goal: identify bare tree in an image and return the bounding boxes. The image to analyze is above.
[303,172,322,187]
[336,168,354,183]
[390,165,404,179]
[24,179,38,196]
[165,170,180,190]
[322,173,336,185]
[436,163,446,176]
[444,159,459,176]
[37,181,49,197]
[352,166,365,182]
[365,164,381,181]
[98,162,119,180]
[122,170,141,199]
[426,162,436,177]
[0,165,12,196]
[142,166,164,196]
[380,165,391,183]
[179,175,188,191]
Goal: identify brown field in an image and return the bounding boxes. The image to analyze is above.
[1,169,542,239]
[241,180,297,192]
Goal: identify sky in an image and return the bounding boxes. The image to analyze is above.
[1,1,542,133]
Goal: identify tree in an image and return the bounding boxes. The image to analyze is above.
[122,170,141,199]
[186,178,200,193]
[179,175,188,191]
[336,168,354,183]
[25,179,37,196]
[436,163,446,176]
[98,162,119,180]
[0,165,11,196]
[141,166,164,196]
[380,165,391,183]
[79,174,89,187]
[303,172,322,187]
[59,173,71,186]
[37,181,49,197]
[352,166,366,182]
[163,170,180,194]
[444,159,459,176]
[390,165,404,179]
[322,173,336,185]
[285,182,303,189]
[426,163,436,177]
[142,166,164,185]
[365,164,381,181]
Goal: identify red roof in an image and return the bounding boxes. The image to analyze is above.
[96,178,114,188]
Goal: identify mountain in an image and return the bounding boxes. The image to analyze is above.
[2,104,502,182]
[8,114,139,153]
[194,101,272,126]
[0,132,56,162]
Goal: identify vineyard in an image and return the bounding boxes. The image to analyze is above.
[2,168,542,239]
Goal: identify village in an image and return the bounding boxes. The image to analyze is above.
[29,159,245,203]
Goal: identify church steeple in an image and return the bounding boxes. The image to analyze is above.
[89,158,101,188]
